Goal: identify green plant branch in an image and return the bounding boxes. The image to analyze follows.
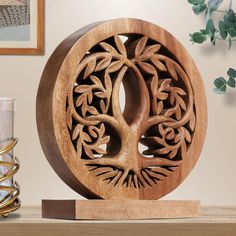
[188,0,236,93]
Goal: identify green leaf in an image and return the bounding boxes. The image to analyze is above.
[224,10,236,27]
[188,0,205,5]
[227,77,236,88]
[219,21,228,39]
[192,3,207,14]
[190,32,207,43]
[208,0,223,11]
[227,9,235,22]
[188,0,198,4]
[227,68,236,78]
[228,28,236,37]
[214,77,227,92]
[206,19,216,35]
[213,88,226,94]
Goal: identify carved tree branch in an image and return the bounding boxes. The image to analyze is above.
[111,65,129,132]
[128,62,151,131]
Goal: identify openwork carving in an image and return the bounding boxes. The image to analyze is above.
[37,18,207,200]
[66,34,196,188]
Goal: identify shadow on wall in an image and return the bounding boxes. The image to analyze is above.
[224,91,236,106]
[200,42,236,56]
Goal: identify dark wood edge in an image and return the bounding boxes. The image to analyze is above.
[42,200,76,220]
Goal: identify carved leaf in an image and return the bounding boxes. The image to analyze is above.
[169,88,187,111]
[174,134,181,143]
[95,92,106,98]
[184,128,192,143]
[84,146,94,159]
[99,42,119,55]
[76,93,86,107]
[87,90,93,104]
[175,87,186,96]
[138,62,156,75]
[66,108,72,130]
[95,54,112,72]
[81,132,92,143]
[99,123,105,136]
[90,75,103,88]
[150,75,158,98]
[159,79,171,91]
[165,104,182,120]
[75,85,90,93]
[87,106,99,115]
[165,129,175,140]
[135,36,148,57]
[156,101,164,115]
[94,147,107,155]
[159,124,165,136]
[100,136,110,144]
[84,58,96,79]
[151,55,167,71]
[157,91,168,100]
[114,35,127,56]
[107,60,124,73]
[81,103,87,117]
[100,100,106,113]
[175,104,182,120]
[166,62,178,81]
[143,44,161,58]
[72,124,81,140]
[176,96,187,111]
[88,126,98,138]
[104,73,112,90]
[189,113,196,131]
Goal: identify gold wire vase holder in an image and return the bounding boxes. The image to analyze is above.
[0,138,21,216]
[0,97,20,217]
[0,138,20,217]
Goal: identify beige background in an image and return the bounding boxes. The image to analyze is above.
[0,0,235,205]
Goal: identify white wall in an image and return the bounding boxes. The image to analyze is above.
[0,0,235,206]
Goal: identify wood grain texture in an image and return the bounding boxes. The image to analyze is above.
[0,0,44,55]
[36,18,208,200]
[42,200,200,220]
[0,206,236,236]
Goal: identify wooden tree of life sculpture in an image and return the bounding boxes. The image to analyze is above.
[37,19,207,220]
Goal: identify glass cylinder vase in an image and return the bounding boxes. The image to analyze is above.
[0,98,20,216]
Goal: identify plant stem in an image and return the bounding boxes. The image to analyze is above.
[205,7,229,13]
[214,9,228,13]
[216,36,236,41]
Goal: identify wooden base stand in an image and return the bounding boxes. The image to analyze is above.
[42,200,200,220]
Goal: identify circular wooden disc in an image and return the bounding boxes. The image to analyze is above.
[36,18,207,200]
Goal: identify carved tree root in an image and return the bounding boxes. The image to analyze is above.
[83,155,181,188]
